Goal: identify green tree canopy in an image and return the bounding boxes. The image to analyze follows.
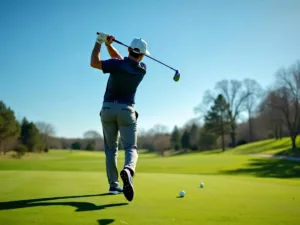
[181,129,190,150]
[20,118,44,152]
[189,124,199,150]
[0,101,21,153]
[204,94,230,151]
[170,126,181,150]
[71,141,81,150]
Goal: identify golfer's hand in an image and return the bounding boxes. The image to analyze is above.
[96,32,109,44]
[106,35,115,46]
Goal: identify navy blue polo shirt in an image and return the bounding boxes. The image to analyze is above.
[101,57,146,104]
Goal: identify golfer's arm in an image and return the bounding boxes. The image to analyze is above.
[90,42,102,70]
[106,44,123,60]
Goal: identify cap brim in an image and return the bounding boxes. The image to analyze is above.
[131,48,150,55]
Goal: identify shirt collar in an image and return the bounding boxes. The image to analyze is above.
[124,57,139,65]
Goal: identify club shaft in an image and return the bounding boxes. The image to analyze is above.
[113,39,130,48]
[144,55,176,71]
[96,32,176,71]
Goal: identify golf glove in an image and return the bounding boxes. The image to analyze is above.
[96,32,109,44]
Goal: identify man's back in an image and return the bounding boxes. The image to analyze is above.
[102,57,147,104]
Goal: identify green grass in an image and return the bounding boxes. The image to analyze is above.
[0,150,285,176]
[1,139,300,225]
[1,170,300,225]
[230,136,300,156]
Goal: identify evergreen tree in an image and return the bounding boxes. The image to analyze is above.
[20,118,44,152]
[204,94,230,151]
[71,141,81,150]
[199,131,217,150]
[181,129,190,150]
[86,142,95,151]
[170,126,181,150]
[0,101,21,153]
[189,124,199,150]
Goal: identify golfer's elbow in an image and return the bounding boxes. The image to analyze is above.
[90,60,102,70]
[90,61,96,68]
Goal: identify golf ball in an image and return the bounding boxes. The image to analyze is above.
[179,190,185,197]
[200,182,204,188]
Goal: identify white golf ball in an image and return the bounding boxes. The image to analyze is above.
[200,182,204,188]
[179,190,185,197]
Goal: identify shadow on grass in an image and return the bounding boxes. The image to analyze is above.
[98,219,115,225]
[221,158,300,178]
[275,147,300,158]
[0,193,128,212]
[176,196,184,198]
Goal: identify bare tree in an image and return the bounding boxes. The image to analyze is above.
[243,79,263,142]
[194,90,215,120]
[216,80,253,147]
[35,121,56,149]
[83,130,101,139]
[196,80,250,147]
[137,124,170,154]
[249,75,297,142]
[153,134,171,156]
[258,92,285,139]
[83,130,102,150]
[267,61,300,149]
[148,124,169,135]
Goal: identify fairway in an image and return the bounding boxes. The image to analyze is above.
[1,171,300,225]
[1,149,300,225]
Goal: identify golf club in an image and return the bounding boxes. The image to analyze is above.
[96,32,180,82]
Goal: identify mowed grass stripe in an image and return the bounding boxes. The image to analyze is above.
[1,149,300,179]
[0,150,259,175]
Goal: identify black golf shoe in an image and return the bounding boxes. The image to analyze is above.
[120,168,134,201]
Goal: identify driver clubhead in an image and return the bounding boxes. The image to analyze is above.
[173,70,180,82]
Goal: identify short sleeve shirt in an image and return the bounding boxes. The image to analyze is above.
[101,57,146,104]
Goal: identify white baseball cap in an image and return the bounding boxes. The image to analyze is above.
[130,38,150,55]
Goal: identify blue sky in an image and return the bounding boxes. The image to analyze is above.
[1,0,300,138]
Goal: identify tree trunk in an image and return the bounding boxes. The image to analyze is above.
[275,126,279,140]
[221,133,225,151]
[291,135,297,150]
[230,132,236,148]
[230,119,237,147]
[248,117,253,142]
[1,141,7,155]
[45,135,49,149]
[220,119,225,151]
[279,123,283,139]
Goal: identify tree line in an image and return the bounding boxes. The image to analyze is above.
[166,60,300,153]
[138,60,300,154]
[1,60,299,156]
[0,101,55,157]
[179,60,300,152]
[0,102,105,157]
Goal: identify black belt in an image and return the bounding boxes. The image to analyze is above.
[104,100,134,105]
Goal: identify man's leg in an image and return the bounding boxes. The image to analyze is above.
[119,122,138,174]
[100,105,121,191]
[118,105,138,201]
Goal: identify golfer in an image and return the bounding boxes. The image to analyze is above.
[90,32,149,202]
